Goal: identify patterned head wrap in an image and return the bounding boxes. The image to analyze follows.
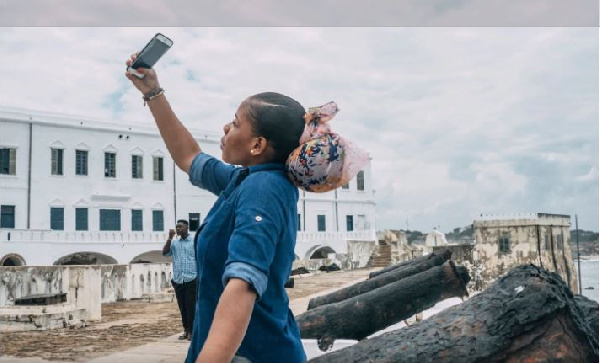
[286,102,369,193]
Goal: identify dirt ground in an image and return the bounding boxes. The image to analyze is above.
[287,267,376,300]
[1,301,183,362]
[1,267,377,362]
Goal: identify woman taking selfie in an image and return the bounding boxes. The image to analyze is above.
[126,54,367,363]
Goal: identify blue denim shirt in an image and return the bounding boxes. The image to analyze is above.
[185,153,306,363]
[162,234,197,284]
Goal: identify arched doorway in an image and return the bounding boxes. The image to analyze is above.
[130,250,172,264]
[53,251,118,265]
[305,245,337,259]
[0,253,26,266]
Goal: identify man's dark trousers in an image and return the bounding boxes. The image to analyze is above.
[172,278,198,335]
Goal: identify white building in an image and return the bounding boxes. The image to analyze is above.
[424,229,448,248]
[0,107,376,266]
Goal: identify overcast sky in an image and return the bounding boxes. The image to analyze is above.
[1,28,598,232]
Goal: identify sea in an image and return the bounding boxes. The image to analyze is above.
[575,258,599,302]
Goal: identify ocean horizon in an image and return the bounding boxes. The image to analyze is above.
[575,258,599,302]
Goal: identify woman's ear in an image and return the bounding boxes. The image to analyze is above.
[251,137,269,156]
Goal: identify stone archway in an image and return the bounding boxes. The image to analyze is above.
[305,245,337,259]
[0,253,26,266]
[53,251,118,265]
[130,250,172,264]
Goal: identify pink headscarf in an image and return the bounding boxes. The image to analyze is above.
[286,102,369,193]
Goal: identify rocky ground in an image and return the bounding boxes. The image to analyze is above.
[1,267,378,362]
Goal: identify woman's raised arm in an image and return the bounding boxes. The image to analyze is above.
[125,55,201,173]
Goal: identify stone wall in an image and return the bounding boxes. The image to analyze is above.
[1,263,173,324]
[376,230,425,265]
[346,240,376,269]
[100,264,172,303]
[432,244,475,264]
[0,266,68,305]
[291,241,375,271]
[0,304,86,331]
[472,215,577,294]
[68,265,102,320]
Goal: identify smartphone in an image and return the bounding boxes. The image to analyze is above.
[127,33,173,79]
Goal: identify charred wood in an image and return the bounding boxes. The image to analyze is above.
[574,294,599,342]
[297,261,469,350]
[309,265,599,363]
[290,267,310,276]
[285,277,294,288]
[368,249,452,279]
[319,263,341,272]
[308,252,450,310]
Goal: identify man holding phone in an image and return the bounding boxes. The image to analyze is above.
[163,219,197,341]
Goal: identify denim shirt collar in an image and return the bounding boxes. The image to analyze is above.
[221,163,284,200]
[247,162,285,173]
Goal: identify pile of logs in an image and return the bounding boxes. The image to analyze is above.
[296,249,470,350]
[307,264,599,362]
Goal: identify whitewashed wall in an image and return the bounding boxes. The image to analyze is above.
[0,263,173,320]
[1,107,377,266]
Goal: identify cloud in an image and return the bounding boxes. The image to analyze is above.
[2,0,598,26]
[1,27,598,232]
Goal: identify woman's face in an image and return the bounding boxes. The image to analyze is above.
[221,102,256,166]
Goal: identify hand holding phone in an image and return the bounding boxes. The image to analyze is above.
[127,33,173,79]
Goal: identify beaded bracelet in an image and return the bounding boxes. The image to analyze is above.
[143,87,165,106]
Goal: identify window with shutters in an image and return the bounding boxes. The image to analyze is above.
[104,152,116,177]
[1,205,15,228]
[51,148,64,175]
[357,170,365,191]
[557,234,563,250]
[357,214,367,230]
[132,155,143,179]
[75,208,88,231]
[50,207,64,230]
[153,157,164,181]
[498,234,510,254]
[100,209,121,231]
[346,215,354,232]
[75,150,88,176]
[153,210,164,231]
[0,148,17,175]
[317,215,326,232]
[132,210,143,231]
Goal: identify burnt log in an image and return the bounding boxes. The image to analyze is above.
[368,249,452,279]
[309,265,599,363]
[297,261,469,350]
[319,263,341,272]
[308,251,450,310]
[574,294,599,342]
[290,267,310,276]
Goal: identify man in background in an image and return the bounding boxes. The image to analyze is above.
[163,219,197,341]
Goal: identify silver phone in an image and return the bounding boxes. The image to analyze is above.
[127,33,173,79]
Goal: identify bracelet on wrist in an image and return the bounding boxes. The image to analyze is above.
[143,87,165,106]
